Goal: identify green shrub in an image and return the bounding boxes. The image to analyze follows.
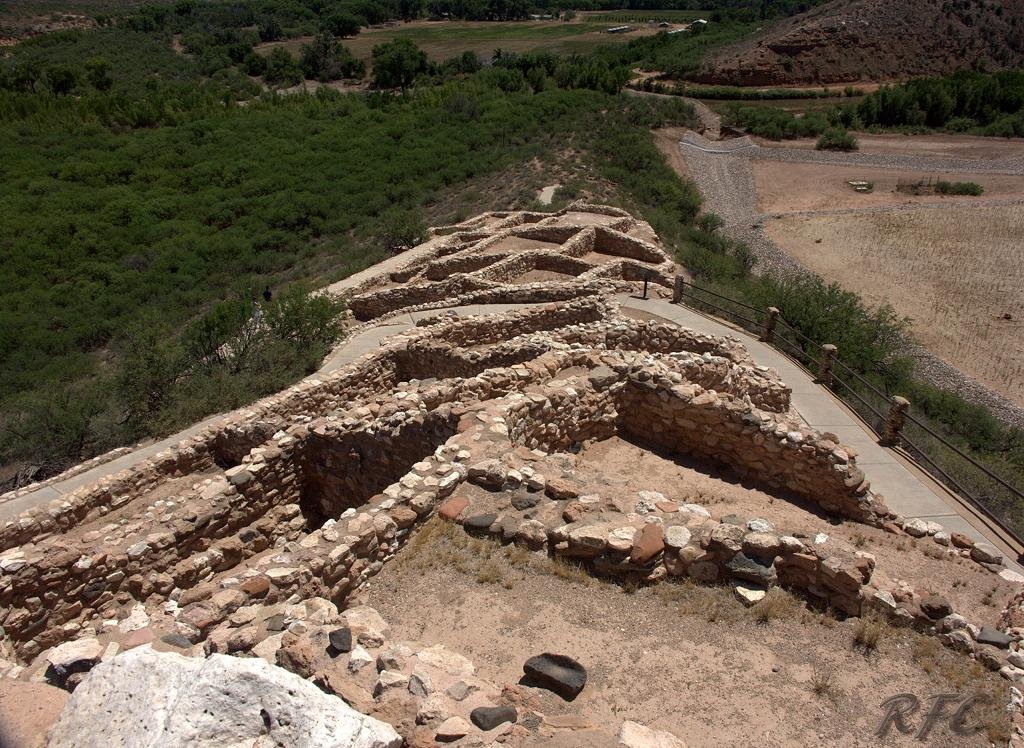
[371,38,428,89]
[300,33,365,82]
[816,127,858,151]
[697,212,724,233]
[935,180,984,196]
[264,47,301,86]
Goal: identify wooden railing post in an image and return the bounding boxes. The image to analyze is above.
[762,307,779,343]
[672,274,686,304]
[818,344,837,387]
[881,396,910,446]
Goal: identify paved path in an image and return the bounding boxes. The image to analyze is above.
[0,303,543,523]
[7,293,1020,569]
[617,294,1021,569]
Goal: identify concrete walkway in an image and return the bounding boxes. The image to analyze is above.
[0,303,544,523]
[7,294,1020,570]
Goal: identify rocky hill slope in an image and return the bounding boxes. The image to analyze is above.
[692,0,1024,85]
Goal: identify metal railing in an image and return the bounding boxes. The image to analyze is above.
[673,276,1024,550]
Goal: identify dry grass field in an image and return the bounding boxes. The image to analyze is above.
[754,132,1024,159]
[766,205,1024,405]
[256,18,674,65]
[753,161,1024,213]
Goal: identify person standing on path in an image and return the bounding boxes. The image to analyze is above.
[262,286,272,303]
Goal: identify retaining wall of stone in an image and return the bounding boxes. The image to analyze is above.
[616,375,884,522]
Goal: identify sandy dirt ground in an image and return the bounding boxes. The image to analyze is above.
[766,205,1024,405]
[360,436,1013,746]
[0,680,68,747]
[653,127,692,179]
[755,132,1024,160]
[753,160,1024,213]
[483,237,562,255]
[366,551,1007,747]
[514,269,577,283]
[363,451,1011,748]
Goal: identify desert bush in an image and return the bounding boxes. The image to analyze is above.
[815,127,858,151]
[810,668,837,700]
[697,212,724,233]
[264,47,302,86]
[935,180,984,195]
[852,615,886,652]
[300,33,365,82]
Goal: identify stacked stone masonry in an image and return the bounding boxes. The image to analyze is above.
[2,205,1021,741]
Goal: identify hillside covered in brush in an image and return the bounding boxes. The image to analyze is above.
[691,0,1024,85]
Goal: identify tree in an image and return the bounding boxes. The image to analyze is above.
[264,47,302,86]
[322,11,361,38]
[258,16,283,42]
[262,286,346,352]
[816,127,858,151]
[242,51,268,76]
[85,57,113,91]
[182,299,252,370]
[46,64,79,95]
[379,208,427,254]
[371,38,428,89]
[300,33,366,82]
[117,319,183,426]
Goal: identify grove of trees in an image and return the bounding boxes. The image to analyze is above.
[0,12,700,487]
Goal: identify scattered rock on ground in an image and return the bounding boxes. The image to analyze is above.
[522,653,587,701]
[470,705,517,731]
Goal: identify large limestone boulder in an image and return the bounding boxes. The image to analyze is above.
[47,646,402,748]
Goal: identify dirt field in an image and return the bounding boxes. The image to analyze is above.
[755,132,1024,160]
[366,542,1009,746]
[766,205,1024,405]
[754,161,1024,213]
[256,18,675,64]
[357,435,1014,746]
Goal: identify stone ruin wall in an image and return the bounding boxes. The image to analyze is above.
[0,299,901,661]
[3,203,1016,692]
[346,203,675,323]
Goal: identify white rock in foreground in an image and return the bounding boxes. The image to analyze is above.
[619,720,688,747]
[48,646,402,748]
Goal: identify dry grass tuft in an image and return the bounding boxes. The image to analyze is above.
[852,615,887,653]
[751,587,802,624]
[810,669,837,701]
[676,583,744,623]
[908,633,1011,742]
[535,555,592,586]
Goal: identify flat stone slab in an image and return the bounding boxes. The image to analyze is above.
[523,653,587,701]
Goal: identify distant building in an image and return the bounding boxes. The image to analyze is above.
[606,25,631,34]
